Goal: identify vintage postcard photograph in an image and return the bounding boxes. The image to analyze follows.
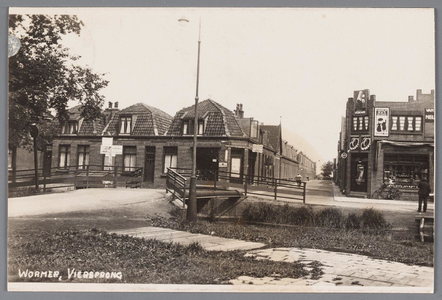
[7,7,435,293]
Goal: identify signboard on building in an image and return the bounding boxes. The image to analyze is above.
[374,108,389,137]
[252,144,264,153]
[111,145,123,155]
[102,137,113,146]
[425,108,434,122]
[100,145,112,154]
[354,90,368,114]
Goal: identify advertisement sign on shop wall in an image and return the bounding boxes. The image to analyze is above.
[374,108,389,137]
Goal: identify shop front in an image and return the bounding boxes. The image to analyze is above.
[373,141,434,200]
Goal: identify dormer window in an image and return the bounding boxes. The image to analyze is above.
[119,116,132,134]
[62,121,78,134]
[182,120,205,135]
[198,121,204,135]
[183,121,189,135]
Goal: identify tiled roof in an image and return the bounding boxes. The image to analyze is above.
[103,103,172,136]
[260,125,281,153]
[58,105,105,136]
[167,99,246,137]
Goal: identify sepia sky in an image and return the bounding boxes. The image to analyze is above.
[10,7,435,165]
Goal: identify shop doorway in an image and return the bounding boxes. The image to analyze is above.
[248,150,257,184]
[196,148,219,180]
[350,154,368,192]
[230,148,244,183]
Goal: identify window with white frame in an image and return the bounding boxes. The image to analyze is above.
[391,115,422,132]
[59,145,70,169]
[77,145,90,170]
[163,147,177,173]
[61,121,78,134]
[352,116,369,132]
[123,146,137,171]
[182,120,204,135]
[198,120,204,135]
[119,116,132,134]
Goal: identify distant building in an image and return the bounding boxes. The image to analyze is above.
[336,89,434,200]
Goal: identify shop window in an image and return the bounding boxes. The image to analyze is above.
[61,121,78,134]
[383,154,429,188]
[123,146,137,171]
[119,116,132,134]
[163,147,177,173]
[391,116,422,133]
[77,145,90,170]
[59,145,70,169]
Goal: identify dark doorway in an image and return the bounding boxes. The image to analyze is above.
[248,150,257,184]
[144,146,155,183]
[350,154,368,192]
[196,148,219,180]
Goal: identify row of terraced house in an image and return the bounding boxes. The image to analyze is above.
[9,99,316,188]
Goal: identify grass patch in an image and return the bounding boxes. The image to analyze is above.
[151,216,432,267]
[8,228,317,284]
[241,203,391,231]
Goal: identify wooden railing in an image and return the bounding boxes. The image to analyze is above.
[165,168,187,206]
[8,165,144,192]
[166,168,307,204]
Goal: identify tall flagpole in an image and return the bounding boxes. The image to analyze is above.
[187,18,201,222]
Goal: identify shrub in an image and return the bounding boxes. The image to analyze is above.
[241,203,315,226]
[292,206,315,226]
[360,208,390,230]
[315,207,343,228]
[345,213,361,229]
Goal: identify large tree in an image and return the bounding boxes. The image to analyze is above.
[321,161,334,178]
[8,14,108,150]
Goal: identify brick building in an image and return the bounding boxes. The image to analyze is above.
[42,99,317,188]
[260,125,316,181]
[335,89,435,200]
[51,102,174,187]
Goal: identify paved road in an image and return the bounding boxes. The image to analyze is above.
[8,188,171,218]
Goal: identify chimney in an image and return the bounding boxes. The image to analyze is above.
[408,96,414,102]
[238,103,244,118]
[108,101,113,109]
[115,101,119,109]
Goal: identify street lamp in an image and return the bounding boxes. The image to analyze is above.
[179,18,201,222]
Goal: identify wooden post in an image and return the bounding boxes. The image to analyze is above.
[244,173,248,196]
[274,177,277,201]
[209,197,215,221]
[214,170,217,190]
[303,182,306,204]
[86,167,89,189]
[114,166,118,188]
